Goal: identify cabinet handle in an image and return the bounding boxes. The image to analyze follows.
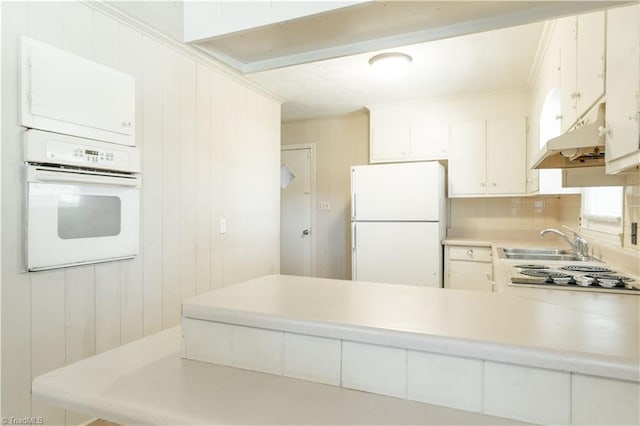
[598,126,611,137]
[122,121,132,127]
[466,249,474,257]
[570,91,581,100]
[491,182,496,187]
[485,272,492,281]
[480,182,486,187]
[629,113,639,122]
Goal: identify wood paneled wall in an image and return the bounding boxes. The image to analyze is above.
[1,2,280,423]
[282,113,369,280]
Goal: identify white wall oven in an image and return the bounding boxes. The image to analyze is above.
[24,130,141,271]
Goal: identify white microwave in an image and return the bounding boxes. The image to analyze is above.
[24,130,141,271]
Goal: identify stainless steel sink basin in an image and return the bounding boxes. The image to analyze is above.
[498,247,582,261]
[502,253,582,261]
[501,248,574,255]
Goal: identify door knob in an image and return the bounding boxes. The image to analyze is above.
[302,229,310,236]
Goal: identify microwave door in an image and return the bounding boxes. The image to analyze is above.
[26,166,140,271]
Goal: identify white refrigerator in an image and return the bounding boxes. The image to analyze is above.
[351,161,445,288]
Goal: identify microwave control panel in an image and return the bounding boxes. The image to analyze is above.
[45,140,130,169]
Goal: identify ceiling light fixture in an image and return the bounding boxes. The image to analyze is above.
[369,52,412,80]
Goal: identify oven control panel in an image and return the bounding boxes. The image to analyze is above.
[45,140,131,170]
[24,129,141,173]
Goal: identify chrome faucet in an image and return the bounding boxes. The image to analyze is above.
[540,226,589,260]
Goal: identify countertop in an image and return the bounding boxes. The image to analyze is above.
[32,326,529,425]
[443,236,640,319]
[183,274,639,381]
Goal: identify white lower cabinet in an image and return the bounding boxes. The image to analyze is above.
[444,245,493,292]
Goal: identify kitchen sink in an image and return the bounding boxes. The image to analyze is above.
[502,253,582,261]
[498,247,583,261]
[502,248,574,255]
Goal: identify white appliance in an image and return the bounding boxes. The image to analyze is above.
[351,161,445,287]
[24,130,141,271]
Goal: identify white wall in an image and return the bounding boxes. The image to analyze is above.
[282,112,369,280]
[1,2,280,423]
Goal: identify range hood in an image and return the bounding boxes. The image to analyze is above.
[532,103,605,169]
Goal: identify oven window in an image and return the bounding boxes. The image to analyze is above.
[58,195,121,239]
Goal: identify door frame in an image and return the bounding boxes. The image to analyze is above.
[281,143,316,277]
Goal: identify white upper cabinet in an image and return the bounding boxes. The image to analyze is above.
[449,117,526,198]
[604,4,640,174]
[486,118,527,194]
[21,37,136,146]
[368,105,448,163]
[559,12,605,132]
[409,123,449,160]
[449,120,486,195]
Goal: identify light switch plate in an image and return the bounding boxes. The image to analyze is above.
[319,202,331,211]
[219,218,227,234]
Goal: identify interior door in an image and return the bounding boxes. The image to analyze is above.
[280,148,312,276]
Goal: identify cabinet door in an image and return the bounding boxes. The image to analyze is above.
[410,123,449,160]
[445,260,493,292]
[605,5,640,163]
[449,120,486,196]
[558,16,578,132]
[575,11,605,118]
[486,117,526,195]
[21,37,135,146]
[370,124,410,162]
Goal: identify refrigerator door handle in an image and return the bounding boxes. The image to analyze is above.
[352,193,356,220]
[351,223,357,280]
[351,167,356,220]
[352,223,357,251]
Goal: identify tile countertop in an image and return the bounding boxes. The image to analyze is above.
[183,274,639,382]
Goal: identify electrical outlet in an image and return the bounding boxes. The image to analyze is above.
[319,202,331,211]
[219,218,227,235]
[631,222,638,245]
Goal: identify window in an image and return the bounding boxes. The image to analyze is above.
[581,186,624,234]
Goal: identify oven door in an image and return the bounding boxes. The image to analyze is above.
[26,165,140,271]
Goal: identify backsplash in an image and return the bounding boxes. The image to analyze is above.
[449,195,581,231]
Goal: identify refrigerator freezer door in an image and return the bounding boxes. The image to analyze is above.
[351,162,443,221]
[352,221,442,287]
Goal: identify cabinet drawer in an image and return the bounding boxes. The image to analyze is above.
[448,246,492,262]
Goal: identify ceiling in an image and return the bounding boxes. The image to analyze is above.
[247,22,545,121]
[107,1,631,122]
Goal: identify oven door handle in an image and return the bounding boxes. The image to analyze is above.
[31,169,140,187]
